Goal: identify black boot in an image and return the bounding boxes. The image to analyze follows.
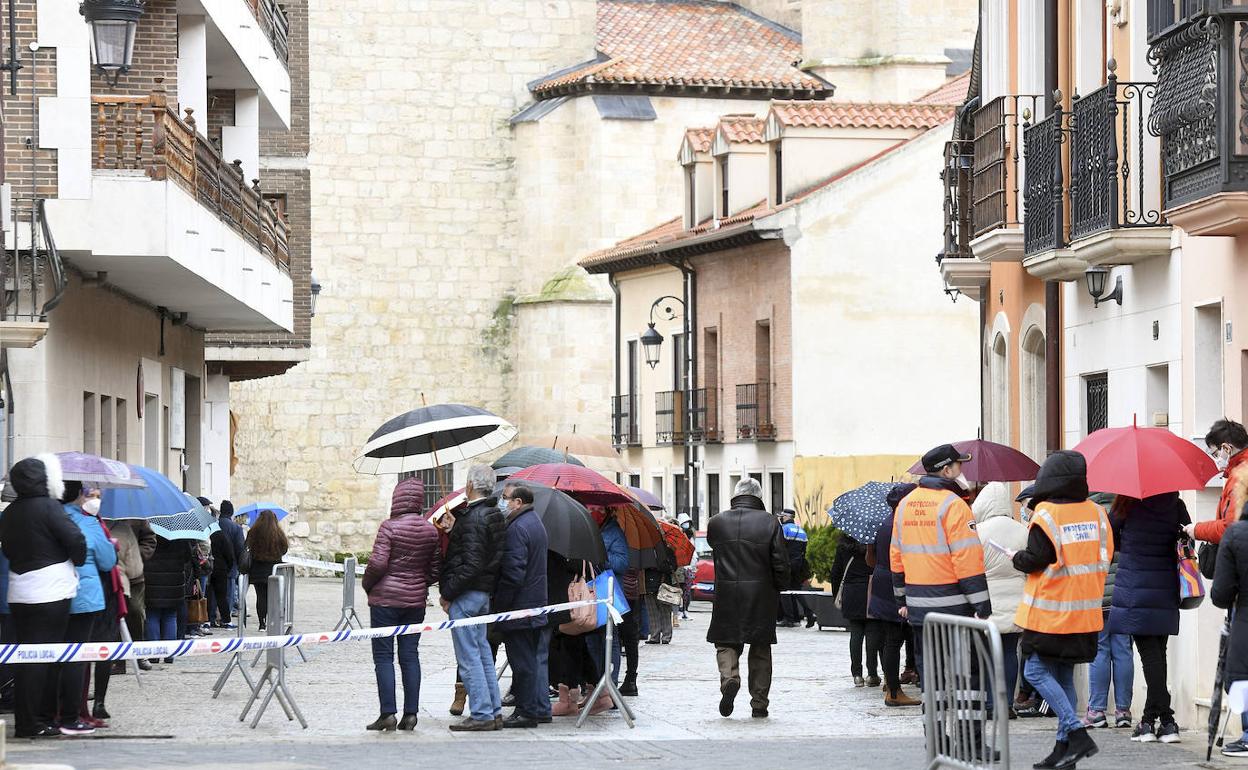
[397,713,418,731]
[1055,728,1098,769]
[366,714,397,732]
[620,674,638,697]
[1033,741,1067,769]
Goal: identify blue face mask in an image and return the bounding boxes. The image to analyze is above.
[498,497,510,513]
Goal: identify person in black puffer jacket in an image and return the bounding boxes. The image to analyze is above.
[1212,507,1248,757]
[828,534,877,687]
[143,535,193,656]
[441,465,505,730]
[1,454,85,738]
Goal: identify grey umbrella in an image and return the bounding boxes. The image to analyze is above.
[492,446,584,470]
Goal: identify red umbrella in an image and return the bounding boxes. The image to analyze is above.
[907,438,1041,482]
[657,519,694,567]
[508,463,635,507]
[1072,422,1219,498]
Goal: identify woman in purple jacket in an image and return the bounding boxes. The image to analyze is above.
[361,477,440,732]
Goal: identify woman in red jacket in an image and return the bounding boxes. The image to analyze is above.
[361,477,441,732]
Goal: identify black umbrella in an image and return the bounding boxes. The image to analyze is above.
[496,480,606,564]
[492,446,584,470]
[353,403,517,475]
[1210,613,1233,761]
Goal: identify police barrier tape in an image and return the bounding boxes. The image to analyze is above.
[281,554,366,575]
[1,597,616,665]
[780,590,834,596]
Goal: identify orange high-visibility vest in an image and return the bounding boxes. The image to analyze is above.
[889,486,989,617]
[1014,500,1113,634]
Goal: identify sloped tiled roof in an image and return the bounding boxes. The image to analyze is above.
[768,101,956,131]
[531,0,830,98]
[683,127,714,153]
[915,72,973,106]
[581,139,915,271]
[717,115,766,143]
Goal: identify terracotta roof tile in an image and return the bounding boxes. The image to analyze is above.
[717,115,766,143]
[581,138,917,271]
[769,101,955,130]
[915,72,972,105]
[532,0,828,97]
[684,127,714,153]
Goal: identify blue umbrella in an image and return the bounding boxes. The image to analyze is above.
[827,481,905,544]
[99,465,219,541]
[236,502,291,527]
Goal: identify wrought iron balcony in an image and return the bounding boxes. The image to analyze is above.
[1022,63,1164,268]
[735,382,775,441]
[691,387,720,443]
[611,394,640,447]
[1,201,67,348]
[655,390,686,445]
[972,95,1041,238]
[939,138,973,262]
[1147,4,1248,221]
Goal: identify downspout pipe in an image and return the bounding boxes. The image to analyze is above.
[665,256,698,527]
[1043,0,1061,455]
[609,273,621,481]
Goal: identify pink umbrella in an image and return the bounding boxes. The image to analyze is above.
[907,439,1040,482]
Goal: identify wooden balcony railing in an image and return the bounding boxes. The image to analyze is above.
[91,81,290,272]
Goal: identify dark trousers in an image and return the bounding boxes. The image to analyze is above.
[1001,632,1022,706]
[617,609,640,680]
[715,643,773,711]
[58,611,98,722]
[869,619,907,694]
[911,622,925,688]
[370,605,424,716]
[504,626,552,719]
[11,599,71,735]
[126,582,146,641]
[208,572,231,624]
[848,618,880,678]
[1133,634,1174,723]
[253,580,270,628]
[903,623,917,670]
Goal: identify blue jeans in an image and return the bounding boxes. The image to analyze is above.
[1088,629,1133,713]
[228,567,240,615]
[145,607,178,643]
[503,626,551,718]
[1025,654,1081,741]
[449,591,501,722]
[370,605,424,716]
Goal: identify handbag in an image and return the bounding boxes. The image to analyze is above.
[656,582,682,606]
[238,544,252,574]
[187,595,209,625]
[833,555,853,610]
[1199,540,1218,580]
[558,565,598,636]
[1178,536,1207,610]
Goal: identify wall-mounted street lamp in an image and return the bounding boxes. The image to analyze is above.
[310,274,322,317]
[1085,266,1123,308]
[641,295,684,369]
[80,0,145,86]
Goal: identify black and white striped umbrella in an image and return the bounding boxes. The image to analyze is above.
[352,403,517,475]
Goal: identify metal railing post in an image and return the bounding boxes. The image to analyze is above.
[574,575,635,729]
[212,573,257,699]
[333,556,363,631]
[240,574,307,729]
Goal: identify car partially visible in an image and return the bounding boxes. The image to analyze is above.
[690,531,715,602]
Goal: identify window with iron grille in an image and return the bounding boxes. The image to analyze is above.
[1085,374,1109,435]
[400,467,453,511]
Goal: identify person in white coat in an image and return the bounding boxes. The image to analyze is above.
[972,482,1028,708]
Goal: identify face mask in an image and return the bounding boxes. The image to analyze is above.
[1216,451,1230,471]
[82,498,101,516]
[954,473,971,491]
[1019,506,1032,523]
[498,498,509,513]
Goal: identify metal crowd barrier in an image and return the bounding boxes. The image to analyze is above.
[240,573,306,729]
[213,573,256,699]
[333,556,364,631]
[921,613,1009,769]
[253,563,307,667]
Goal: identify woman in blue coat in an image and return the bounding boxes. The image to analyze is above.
[1106,493,1189,744]
[59,483,117,733]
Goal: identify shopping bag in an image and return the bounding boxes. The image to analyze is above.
[558,564,598,636]
[1178,536,1206,610]
[592,569,631,627]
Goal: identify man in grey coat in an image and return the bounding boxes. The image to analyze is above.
[706,478,789,719]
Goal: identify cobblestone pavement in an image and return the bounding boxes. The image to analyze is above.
[7,578,1229,769]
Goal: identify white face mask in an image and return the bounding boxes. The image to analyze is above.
[1019,506,1033,523]
[954,473,971,491]
[82,498,101,516]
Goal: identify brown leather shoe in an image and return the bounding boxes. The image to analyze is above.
[450,683,467,716]
[885,690,922,707]
[448,717,498,732]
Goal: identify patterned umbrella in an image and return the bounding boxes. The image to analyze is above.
[354,403,517,475]
[99,466,219,541]
[827,481,904,544]
[55,451,145,489]
[492,446,584,470]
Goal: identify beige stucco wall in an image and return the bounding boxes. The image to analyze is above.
[229,0,598,554]
[7,277,204,483]
[616,265,688,445]
[779,128,921,199]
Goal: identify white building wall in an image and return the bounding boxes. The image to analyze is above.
[784,125,980,458]
[202,373,232,501]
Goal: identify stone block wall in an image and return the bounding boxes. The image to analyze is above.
[228,0,598,555]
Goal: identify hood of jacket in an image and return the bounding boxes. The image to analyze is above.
[1030,450,1089,504]
[390,477,425,518]
[972,481,1014,524]
[729,494,766,512]
[886,483,917,511]
[9,453,64,501]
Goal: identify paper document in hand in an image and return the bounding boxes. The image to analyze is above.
[985,539,1015,557]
